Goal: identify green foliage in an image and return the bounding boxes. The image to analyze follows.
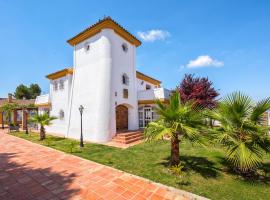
[29,113,57,127]
[14,83,41,99]
[69,140,77,153]
[144,92,206,165]
[145,92,206,142]
[29,84,41,99]
[14,84,30,99]
[0,103,19,124]
[170,163,185,176]
[29,113,57,140]
[208,92,270,173]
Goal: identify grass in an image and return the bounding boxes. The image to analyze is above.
[11,131,270,200]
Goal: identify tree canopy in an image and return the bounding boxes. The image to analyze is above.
[177,74,219,109]
[14,83,41,99]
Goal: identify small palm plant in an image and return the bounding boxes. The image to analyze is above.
[209,92,270,173]
[144,92,206,166]
[29,113,57,140]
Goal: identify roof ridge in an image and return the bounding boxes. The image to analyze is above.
[67,17,141,46]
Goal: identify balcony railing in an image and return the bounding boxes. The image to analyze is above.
[137,88,171,101]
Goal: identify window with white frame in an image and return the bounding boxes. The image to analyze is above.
[59,79,64,90]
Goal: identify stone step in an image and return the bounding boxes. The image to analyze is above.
[116,131,142,137]
[112,133,144,144]
[112,136,144,144]
[115,132,143,140]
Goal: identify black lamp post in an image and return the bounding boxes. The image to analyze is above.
[25,110,29,134]
[79,105,84,148]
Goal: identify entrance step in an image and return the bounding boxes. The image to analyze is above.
[112,131,144,144]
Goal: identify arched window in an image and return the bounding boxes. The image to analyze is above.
[122,73,129,85]
[59,110,64,120]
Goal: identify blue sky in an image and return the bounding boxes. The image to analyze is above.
[1,0,270,99]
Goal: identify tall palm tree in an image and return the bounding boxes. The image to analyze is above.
[144,92,206,166]
[208,92,270,173]
[29,113,57,140]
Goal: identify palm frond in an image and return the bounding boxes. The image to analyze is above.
[250,97,270,124]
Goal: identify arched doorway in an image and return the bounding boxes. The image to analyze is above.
[116,105,128,131]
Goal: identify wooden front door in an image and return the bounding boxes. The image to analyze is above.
[116,105,128,131]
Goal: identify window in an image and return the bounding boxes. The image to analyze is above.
[59,110,64,120]
[122,73,129,85]
[53,81,58,91]
[123,89,128,99]
[59,80,64,90]
[146,84,151,90]
[122,43,128,52]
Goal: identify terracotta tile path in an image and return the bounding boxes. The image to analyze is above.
[0,130,205,200]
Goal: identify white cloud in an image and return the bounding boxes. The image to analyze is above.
[186,55,224,68]
[137,30,170,42]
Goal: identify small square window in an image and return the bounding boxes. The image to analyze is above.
[123,89,128,99]
[146,84,151,90]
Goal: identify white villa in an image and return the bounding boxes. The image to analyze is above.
[35,17,171,143]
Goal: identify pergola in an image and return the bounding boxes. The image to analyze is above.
[0,94,37,130]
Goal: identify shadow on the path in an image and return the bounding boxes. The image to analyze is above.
[0,153,80,199]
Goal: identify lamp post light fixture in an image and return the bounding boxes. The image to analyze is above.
[79,105,84,148]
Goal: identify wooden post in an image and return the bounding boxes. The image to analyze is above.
[22,109,26,130]
[1,112,3,129]
[13,110,17,125]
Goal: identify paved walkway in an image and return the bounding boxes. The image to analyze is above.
[0,131,199,200]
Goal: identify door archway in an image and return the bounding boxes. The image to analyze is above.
[116,105,128,131]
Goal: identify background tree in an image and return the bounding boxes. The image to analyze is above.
[29,113,56,140]
[29,84,41,99]
[14,83,41,99]
[14,84,30,99]
[208,92,270,174]
[144,92,206,166]
[177,74,219,109]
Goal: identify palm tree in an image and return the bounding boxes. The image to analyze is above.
[29,113,57,140]
[208,92,270,173]
[144,92,206,166]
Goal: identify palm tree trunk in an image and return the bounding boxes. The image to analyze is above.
[40,125,45,140]
[170,133,180,166]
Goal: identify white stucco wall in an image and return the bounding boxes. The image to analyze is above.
[66,29,138,142]
[46,75,72,135]
[136,78,159,91]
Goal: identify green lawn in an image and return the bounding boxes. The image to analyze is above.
[11,132,270,200]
